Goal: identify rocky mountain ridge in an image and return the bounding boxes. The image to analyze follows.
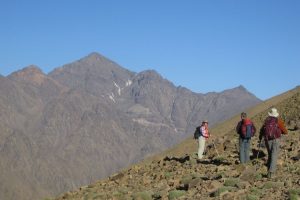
[0,52,261,200]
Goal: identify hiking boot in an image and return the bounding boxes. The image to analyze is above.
[267,172,273,179]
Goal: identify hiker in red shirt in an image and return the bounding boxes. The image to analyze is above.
[259,108,288,178]
[236,112,256,164]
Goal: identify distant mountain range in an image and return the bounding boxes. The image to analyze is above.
[0,52,261,200]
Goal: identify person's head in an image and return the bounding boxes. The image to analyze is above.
[241,112,247,119]
[202,120,208,127]
[268,107,279,118]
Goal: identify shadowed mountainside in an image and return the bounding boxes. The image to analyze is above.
[54,86,300,200]
[0,52,261,200]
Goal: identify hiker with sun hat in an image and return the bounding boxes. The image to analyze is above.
[259,107,288,178]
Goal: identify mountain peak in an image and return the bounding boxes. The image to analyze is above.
[79,52,113,64]
[236,85,247,91]
[8,65,47,85]
[86,52,103,59]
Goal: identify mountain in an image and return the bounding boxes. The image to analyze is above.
[54,86,300,200]
[0,52,261,200]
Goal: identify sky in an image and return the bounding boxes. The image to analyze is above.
[1,0,299,100]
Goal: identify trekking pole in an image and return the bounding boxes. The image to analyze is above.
[256,140,261,160]
[284,149,290,172]
[255,140,262,171]
[212,140,220,157]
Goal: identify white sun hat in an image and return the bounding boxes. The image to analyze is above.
[268,108,279,117]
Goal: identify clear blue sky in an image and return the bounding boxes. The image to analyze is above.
[1,0,299,100]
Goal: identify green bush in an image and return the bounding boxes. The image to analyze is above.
[262,182,274,189]
[214,156,226,162]
[263,181,284,189]
[84,192,103,200]
[165,172,173,179]
[289,194,299,200]
[254,173,263,181]
[211,186,235,197]
[250,187,262,196]
[224,178,240,187]
[168,190,186,200]
[92,194,106,200]
[246,194,258,200]
[133,191,152,200]
[180,174,194,185]
[288,189,300,200]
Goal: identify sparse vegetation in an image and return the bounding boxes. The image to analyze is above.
[262,182,275,189]
[164,172,173,179]
[168,190,186,200]
[246,194,259,200]
[132,191,152,200]
[211,186,235,197]
[214,156,226,162]
[249,187,263,196]
[224,178,240,187]
[254,173,263,181]
[288,189,300,200]
[180,174,194,185]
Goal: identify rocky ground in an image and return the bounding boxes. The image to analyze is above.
[53,128,300,200]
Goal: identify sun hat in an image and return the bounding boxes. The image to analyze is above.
[268,108,279,117]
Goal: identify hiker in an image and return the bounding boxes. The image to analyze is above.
[194,120,210,159]
[236,112,256,164]
[259,107,288,178]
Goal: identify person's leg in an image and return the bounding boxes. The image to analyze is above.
[239,137,245,163]
[269,139,280,173]
[245,139,250,163]
[266,140,272,170]
[198,136,206,159]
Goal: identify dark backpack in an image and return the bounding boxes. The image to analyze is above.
[241,119,254,139]
[193,126,201,139]
[264,117,281,140]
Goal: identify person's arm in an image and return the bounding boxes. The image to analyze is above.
[236,121,241,134]
[278,118,288,134]
[258,125,264,141]
[252,122,257,135]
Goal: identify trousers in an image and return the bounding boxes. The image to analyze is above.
[198,136,206,159]
[265,138,280,172]
[239,137,251,163]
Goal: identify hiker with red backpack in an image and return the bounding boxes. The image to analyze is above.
[236,112,256,164]
[194,120,210,160]
[259,108,288,178]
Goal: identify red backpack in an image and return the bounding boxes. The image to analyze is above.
[264,117,281,140]
[241,119,255,139]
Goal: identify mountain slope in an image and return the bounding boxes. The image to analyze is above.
[0,52,261,200]
[54,86,300,200]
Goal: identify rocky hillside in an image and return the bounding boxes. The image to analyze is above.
[0,52,260,200]
[53,86,300,200]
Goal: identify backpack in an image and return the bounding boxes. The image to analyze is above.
[264,117,281,140]
[240,119,254,139]
[194,127,200,139]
